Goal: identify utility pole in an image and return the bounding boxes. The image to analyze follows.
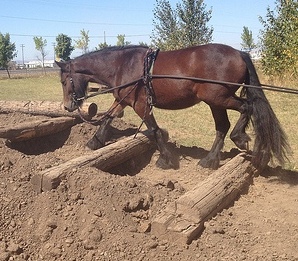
[52,42,56,61]
[20,44,25,68]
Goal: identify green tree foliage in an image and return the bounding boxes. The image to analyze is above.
[241,26,257,51]
[259,0,298,78]
[55,34,74,61]
[138,41,149,47]
[96,42,111,50]
[152,0,213,50]
[152,0,180,50]
[0,32,17,78]
[75,29,90,54]
[177,0,213,47]
[33,36,48,74]
[116,34,131,46]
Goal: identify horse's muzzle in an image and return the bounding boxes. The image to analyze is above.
[63,101,78,112]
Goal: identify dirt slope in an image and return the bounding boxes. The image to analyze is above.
[0,112,297,261]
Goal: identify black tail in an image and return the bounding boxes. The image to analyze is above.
[240,51,291,168]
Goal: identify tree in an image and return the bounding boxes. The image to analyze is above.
[240,26,257,52]
[259,0,298,78]
[116,34,131,46]
[96,42,111,50]
[75,29,90,54]
[151,0,213,50]
[33,36,48,74]
[138,41,150,47]
[177,0,213,47]
[0,32,17,78]
[55,34,74,61]
[151,0,180,50]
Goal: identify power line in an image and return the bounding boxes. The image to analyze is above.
[10,33,150,39]
[0,15,151,26]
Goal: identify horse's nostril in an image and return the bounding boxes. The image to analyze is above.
[64,106,73,112]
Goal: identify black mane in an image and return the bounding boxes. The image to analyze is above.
[75,45,148,59]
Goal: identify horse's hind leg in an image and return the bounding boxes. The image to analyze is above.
[230,101,251,150]
[199,107,230,169]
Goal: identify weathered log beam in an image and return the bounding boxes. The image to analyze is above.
[0,100,97,119]
[151,153,257,244]
[0,117,77,142]
[31,132,156,193]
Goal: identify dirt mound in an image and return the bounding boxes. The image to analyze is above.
[0,112,298,261]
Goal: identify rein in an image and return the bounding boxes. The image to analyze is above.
[77,74,298,125]
[82,74,298,104]
[85,79,141,99]
[81,74,298,108]
[77,81,139,126]
[149,75,298,95]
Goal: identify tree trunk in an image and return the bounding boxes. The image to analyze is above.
[6,68,11,78]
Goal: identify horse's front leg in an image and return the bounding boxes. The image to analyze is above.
[86,100,125,150]
[144,113,176,169]
[199,107,230,169]
[133,96,174,169]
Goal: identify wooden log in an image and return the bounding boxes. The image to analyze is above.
[31,132,156,193]
[80,102,97,121]
[151,153,257,244]
[0,117,77,142]
[0,100,97,119]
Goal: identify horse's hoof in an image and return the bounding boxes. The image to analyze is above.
[251,152,270,170]
[156,156,174,170]
[86,138,104,150]
[198,157,219,170]
[231,134,251,151]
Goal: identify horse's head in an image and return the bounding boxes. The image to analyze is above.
[56,60,88,112]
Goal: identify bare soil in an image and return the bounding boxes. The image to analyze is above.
[1,112,298,261]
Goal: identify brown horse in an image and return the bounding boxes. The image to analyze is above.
[56,43,290,170]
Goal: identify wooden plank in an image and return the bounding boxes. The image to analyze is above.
[151,153,257,244]
[0,117,77,142]
[31,132,156,193]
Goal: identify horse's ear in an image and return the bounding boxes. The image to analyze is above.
[55,60,68,71]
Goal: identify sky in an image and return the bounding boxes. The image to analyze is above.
[0,0,276,62]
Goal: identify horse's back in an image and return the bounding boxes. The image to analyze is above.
[151,44,247,109]
[154,44,245,79]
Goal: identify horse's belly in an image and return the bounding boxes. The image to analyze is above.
[154,92,201,110]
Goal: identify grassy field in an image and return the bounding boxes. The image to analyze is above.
[0,71,297,170]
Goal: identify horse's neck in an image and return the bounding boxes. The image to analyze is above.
[76,49,146,86]
[73,57,111,86]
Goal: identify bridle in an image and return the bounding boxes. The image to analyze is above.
[68,65,85,107]
[67,62,141,125]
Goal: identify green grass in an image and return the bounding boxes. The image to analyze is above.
[0,73,62,101]
[1,72,297,170]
